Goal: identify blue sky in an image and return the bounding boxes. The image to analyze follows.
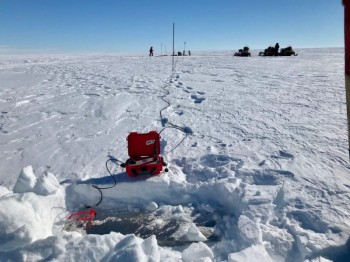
[0,0,344,53]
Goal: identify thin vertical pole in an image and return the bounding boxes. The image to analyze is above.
[344,0,350,158]
[161,42,163,56]
[172,23,175,71]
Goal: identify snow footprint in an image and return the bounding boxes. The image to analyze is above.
[259,150,294,167]
[173,154,244,183]
[191,94,206,104]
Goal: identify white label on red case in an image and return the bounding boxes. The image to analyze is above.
[146,140,155,146]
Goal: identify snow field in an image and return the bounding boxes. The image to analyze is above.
[0,49,349,261]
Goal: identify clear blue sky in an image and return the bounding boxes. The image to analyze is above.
[0,0,344,53]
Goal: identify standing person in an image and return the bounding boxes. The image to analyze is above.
[274,43,279,56]
[149,46,154,56]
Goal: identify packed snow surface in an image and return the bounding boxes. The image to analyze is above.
[0,48,350,261]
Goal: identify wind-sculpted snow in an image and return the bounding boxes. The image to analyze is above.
[0,49,350,261]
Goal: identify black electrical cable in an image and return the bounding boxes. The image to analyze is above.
[163,132,189,155]
[159,58,179,125]
[158,65,193,157]
[87,158,124,208]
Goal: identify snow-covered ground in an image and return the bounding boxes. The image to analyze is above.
[0,48,349,261]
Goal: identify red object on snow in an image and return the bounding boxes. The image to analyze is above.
[68,209,96,222]
[125,131,166,177]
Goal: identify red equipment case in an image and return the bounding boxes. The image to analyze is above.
[125,131,166,177]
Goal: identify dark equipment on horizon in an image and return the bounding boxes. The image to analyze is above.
[259,45,298,56]
[234,46,251,57]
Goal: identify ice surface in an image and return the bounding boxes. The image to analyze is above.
[0,49,350,261]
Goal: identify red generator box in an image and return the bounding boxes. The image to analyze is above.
[125,131,167,177]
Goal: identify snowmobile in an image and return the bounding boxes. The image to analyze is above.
[259,46,277,56]
[259,46,298,56]
[234,46,251,57]
[279,46,298,56]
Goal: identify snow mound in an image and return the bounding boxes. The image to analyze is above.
[13,166,37,194]
[13,166,59,196]
[173,222,207,242]
[0,186,10,197]
[34,171,60,196]
[182,242,214,262]
[103,234,159,262]
[228,244,272,262]
[238,215,262,245]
